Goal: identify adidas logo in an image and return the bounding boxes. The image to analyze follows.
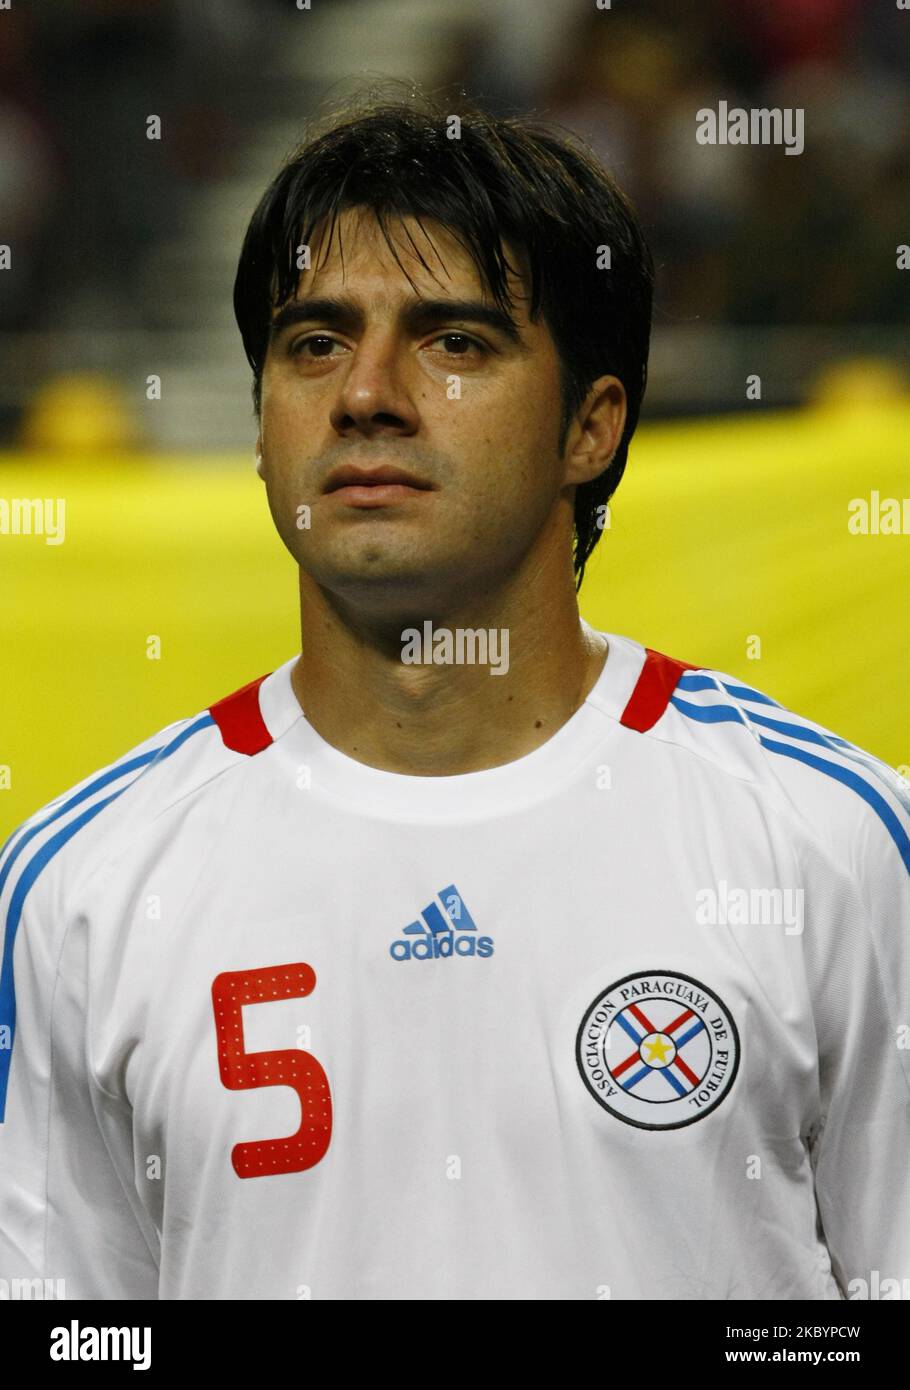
[389,884,494,961]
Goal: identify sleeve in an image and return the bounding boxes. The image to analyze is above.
[801,780,910,1299]
[0,846,160,1300]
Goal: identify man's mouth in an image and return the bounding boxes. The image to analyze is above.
[322,464,434,508]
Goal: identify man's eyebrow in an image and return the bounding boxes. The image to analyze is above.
[268,296,527,346]
[404,299,526,345]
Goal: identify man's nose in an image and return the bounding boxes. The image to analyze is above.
[330,333,419,436]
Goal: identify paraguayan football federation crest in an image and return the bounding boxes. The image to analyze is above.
[576,970,740,1129]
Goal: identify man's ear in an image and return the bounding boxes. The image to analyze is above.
[254,430,265,479]
[563,375,627,488]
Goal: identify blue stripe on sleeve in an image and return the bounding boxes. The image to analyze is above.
[0,714,214,1120]
[670,694,910,880]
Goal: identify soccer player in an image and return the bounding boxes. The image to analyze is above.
[1,91,908,1301]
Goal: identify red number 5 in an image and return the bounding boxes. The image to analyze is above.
[211,963,333,1178]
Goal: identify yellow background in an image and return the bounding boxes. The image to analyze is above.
[1,402,908,837]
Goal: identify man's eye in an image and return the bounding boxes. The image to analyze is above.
[290,335,342,358]
[289,332,485,359]
[430,332,485,356]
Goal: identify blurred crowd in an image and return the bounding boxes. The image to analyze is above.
[1,0,908,444]
[1,0,276,334]
[466,0,910,328]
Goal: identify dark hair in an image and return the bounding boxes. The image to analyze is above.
[233,82,654,588]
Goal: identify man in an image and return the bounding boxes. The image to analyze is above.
[1,91,908,1301]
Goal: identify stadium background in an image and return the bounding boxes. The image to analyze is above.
[1,0,908,834]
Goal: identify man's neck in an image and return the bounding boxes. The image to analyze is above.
[289,591,608,777]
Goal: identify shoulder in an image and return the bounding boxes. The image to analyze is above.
[637,646,910,894]
[0,666,285,924]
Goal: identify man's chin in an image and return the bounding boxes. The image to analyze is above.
[301,552,451,604]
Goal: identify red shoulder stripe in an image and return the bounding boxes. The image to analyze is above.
[620,648,700,734]
[209,674,273,755]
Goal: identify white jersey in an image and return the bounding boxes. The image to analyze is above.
[1,628,909,1301]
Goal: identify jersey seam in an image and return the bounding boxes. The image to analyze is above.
[667,675,910,859]
[618,705,762,785]
[46,718,228,909]
[147,750,251,825]
[655,686,910,882]
[44,866,161,1279]
[42,894,80,1277]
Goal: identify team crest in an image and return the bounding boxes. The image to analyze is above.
[576,970,740,1129]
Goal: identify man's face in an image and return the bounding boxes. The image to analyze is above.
[257,207,575,614]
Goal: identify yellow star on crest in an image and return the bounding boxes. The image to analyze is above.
[644,1035,671,1063]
